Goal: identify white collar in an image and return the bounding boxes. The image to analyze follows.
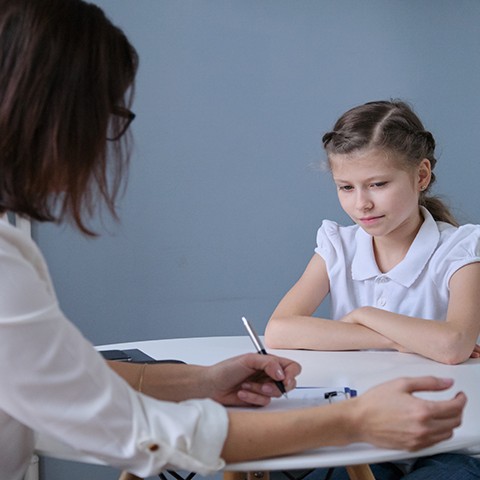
[351,207,440,287]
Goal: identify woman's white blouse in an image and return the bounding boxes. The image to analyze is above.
[315,207,480,321]
[0,216,228,480]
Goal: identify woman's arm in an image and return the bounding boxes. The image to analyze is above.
[342,263,480,364]
[222,376,466,461]
[111,358,466,462]
[108,353,300,405]
[265,254,399,350]
[108,361,207,401]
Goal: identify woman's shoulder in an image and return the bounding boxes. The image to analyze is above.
[0,219,58,308]
[0,218,42,265]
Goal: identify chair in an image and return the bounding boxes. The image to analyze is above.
[119,473,142,480]
[118,464,376,480]
[119,470,197,480]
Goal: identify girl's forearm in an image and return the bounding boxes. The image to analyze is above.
[265,315,395,351]
[350,307,475,364]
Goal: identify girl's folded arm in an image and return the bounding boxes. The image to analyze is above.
[341,262,480,364]
[265,254,396,351]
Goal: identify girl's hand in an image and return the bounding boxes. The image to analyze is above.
[341,309,412,352]
[470,344,480,359]
[340,306,377,325]
[393,343,413,353]
[340,309,360,324]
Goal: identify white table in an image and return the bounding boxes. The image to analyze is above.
[36,336,480,476]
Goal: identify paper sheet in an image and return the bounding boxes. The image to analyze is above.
[232,387,352,412]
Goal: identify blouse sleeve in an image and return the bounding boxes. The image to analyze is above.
[0,229,228,477]
[314,220,338,261]
[432,224,480,290]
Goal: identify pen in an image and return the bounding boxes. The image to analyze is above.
[241,316,288,398]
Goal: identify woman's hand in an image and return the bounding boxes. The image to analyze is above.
[222,375,466,463]
[206,353,301,407]
[353,376,466,451]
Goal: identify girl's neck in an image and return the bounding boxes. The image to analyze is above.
[372,210,424,273]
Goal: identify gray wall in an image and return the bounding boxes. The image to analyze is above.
[36,1,480,479]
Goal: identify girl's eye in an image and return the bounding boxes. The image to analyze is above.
[338,185,353,192]
[370,182,387,188]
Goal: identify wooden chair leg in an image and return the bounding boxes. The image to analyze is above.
[118,472,144,480]
[346,464,375,480]
[118,466,370,480]
[247,472,269,480]
[223,472,245,480]
[223,472,270,480]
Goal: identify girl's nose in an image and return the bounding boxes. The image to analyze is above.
[356,191,373,211]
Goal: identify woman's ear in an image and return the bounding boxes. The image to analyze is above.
[418,158,432,191]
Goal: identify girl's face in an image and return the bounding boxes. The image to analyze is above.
[329,149,430,241]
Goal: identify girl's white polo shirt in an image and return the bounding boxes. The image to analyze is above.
[315,207,480,322]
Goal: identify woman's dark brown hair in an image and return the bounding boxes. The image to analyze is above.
[322,100,458,226]
[0,0,138,234]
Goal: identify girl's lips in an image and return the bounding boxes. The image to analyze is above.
[359,215,384,225]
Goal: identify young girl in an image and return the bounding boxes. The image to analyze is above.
[265,100,480,479]
[265,100,480,365]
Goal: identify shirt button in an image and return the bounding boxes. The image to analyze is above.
[378,297,386,306]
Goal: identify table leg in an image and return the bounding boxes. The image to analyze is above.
[345,464,375,480]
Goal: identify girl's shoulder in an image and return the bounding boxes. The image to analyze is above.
[437,221,480,250]
[430,222,480,281]
[315,220,359,260]
[316,219,359,242]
